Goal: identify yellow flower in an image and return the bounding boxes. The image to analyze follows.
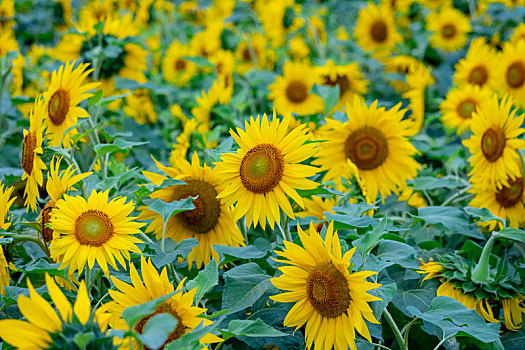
[398,187,427,208]
[49,190,144,275]
[427,6,471,52]
[191,82,221,133]
[382,55,426,93]
[0,29,18,57]
[235,33,272,74]
[138,152,245,269]
[495,40,525,108]
[0,181,15,230]
[453,37,498,89]
[98,257,223,349]
[417,258,445,283]
[0,0,15,31]
[257,0,295,48]
[307,15,326,44]
[403,64,435,136]
[268,60,324,116]
[214,113,319,229]
[271,222,381,350]
[502,295,525,331]
[162,41,198,87]
[123,88,157,124]
[288,36,310,60]
[510,23,525,45]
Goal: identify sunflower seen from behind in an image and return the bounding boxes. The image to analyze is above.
[453,38,498,89]
[496,40,525,108]
[49,189,144,275]
[138,152,245,269]
[270,222,381,350]
[314,96,420,204]
[426,5,471,52]
[214,112,319,229]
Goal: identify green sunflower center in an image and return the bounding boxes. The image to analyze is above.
[370,20,388,43]
[21,131,36,175]
[286,80,308,103]
[74,209,114,247]
[441,24,456,39]
[481,127,506,162]
[456,99,477,119]
[174,59,187,71]
[170,180,220,234]
[468,66,488,86]
[506,62,525,88]
[306,263,351,318]
[135,302,185,350]
[48,88,70,126]
[344,127,389,171]
[240,143,284,194]
[496,177,524,208]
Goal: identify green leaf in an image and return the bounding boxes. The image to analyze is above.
[296,186,343,197]
[19,221,41,232]
[497,228,525,243]
[186,259,218,304]
[220,319,287,341]
[88,89,103,108]
[324,213,378,230]
[150,238,199,268]
[370,282,397,318]
[182,56,213,67]
[464,207,505,226]
[143,179,187,193]
[165,321,213,350]
[145,197,196,224]
[410,176,465,190]
[412,206,483,239]
[354,218,387,261]
[74,332,95,350]
[501,327,525,350]
[23,260,67,279]
[214,238,272,265]
[312,84,339,115]
[377,240,418,269]
[0,237,13,245]
[137,313,178,350]
[122,291,178,328]
[94,138,149,156]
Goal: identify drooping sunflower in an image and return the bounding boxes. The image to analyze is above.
[268,60,324,116]
[496,40,525,108]
[162,41,198,87]
[48,190,144,275]
[462,94,525,190]
[354,3,402,56]
[214,113,319,229]
[97,257,222,349]
[317,60,369,112]
[426,5,471,52]
[137,152,245,269]
[403,64,435,136]
[270,222,381,350]
[502,295,525,331]
[42,61,100,148]
[453,37,498,89]
[314,96,420,204]
[22,97,47,213]
[440,84,492,135]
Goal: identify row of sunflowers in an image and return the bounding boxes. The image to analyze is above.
[0,0,525,349]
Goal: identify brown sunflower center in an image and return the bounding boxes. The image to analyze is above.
[506,62,525,88]
[242,47,252,61]
[306,263,351,318]
[481,127,506,162]
[41,204,54,244]
[344,127,389,171]
[456,99,477,119]
[170,180,220,234]
[468,66,488,86]
[74,209,114,246]
[286,80,308,103]
[135,302,185,350]
[48,88,70,126]
[323,75,351,98]
[175,59,186,71]
[240,143,284,194]
[21,131,36,174]
[370,20,388,43]
[496,177,524,208]
[441,24,456,39]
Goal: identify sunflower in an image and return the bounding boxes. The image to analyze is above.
[214,113,319,229]
[308,15,326,44]
[0,273,103,349]
[210,50,234,104]
[42,61,100,148]
[22,97,47,213]
[502,295,525,331]
[97,257,222,349]
[453,37,498,89]
[403,64,435,136]
[317,60,369,112]
[288,36,310,60]
[270,222,381,350]
[235,33,272,75]
[314,96,420,204]
[123,88,157,124]
[426,6,471,52]
[0,29,18,58]
[137,153,245,269]
[354,3,402,56]
[190,26,222,58]
[0,181,15,230]
[191,82,221,133]
[162,41,198,87]
[48,190,144,275]
[268,60,324,116]
[0,0,15,31]
[382,55,426,93]
[256,0,297,48]
[416,258,445,283]
[496,40,525,108]
[469,174,525,230]
[440,84,492,135]
[510,23,525,45]
[462,94,525,190]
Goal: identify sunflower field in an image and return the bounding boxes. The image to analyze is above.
[1,0,525,349]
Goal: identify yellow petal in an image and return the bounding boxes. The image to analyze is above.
[74,280,91,324]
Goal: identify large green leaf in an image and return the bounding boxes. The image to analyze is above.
[186,259,218,304]
[412,206,483,239]
[150,238,199,268]
[137,313,178,350]
[220,319,287,341]
[122,291,178,329]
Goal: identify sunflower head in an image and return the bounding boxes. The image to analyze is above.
[427,6,471,52]
[0,181,16,230]
[497,40,525,108]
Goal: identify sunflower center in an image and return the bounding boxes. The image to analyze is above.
[323,75,351,98]
[175,59,186,71]
[41,204,54,244]
[370,20,388,43]
[468,66,488,86]
[506,62,525,88]
[240,143,284,194]
[456,99,477,119]
[242,47,252,61]
[496,177,524,208]
[170,180,220,234]
[344,127,389,171]
[481,127,506,162]
[48,88,70,126]
[74,209,114,247]
[286,80,308,103]
[135,302,185,350]
[306,263,351,318]
[441,24,456,39]
[21,131,36,175]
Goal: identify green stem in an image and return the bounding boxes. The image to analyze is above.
[168,263,181,285]
[383,308,407,350]
[471,232,498,283]
[13,235,50,258]
[402,317,419,348]
[441,185,472,206]
[433,334,453,350]
[239,216,248,244]
[138,232,155,245]
[161,221,167,252]
[372,343,393,350]
[87,269,103,293]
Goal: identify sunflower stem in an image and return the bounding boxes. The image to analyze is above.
[161,221,167,252]
[168,263,181,285]
[239,216,248,244]
[471,232,498,284]
[13,235,50,258]
[402,317,419,349]
[371,343,393,350]
[440,185,472,206]
[383,308,407,350]
[87,269,103,294]
[278,210,292,242]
